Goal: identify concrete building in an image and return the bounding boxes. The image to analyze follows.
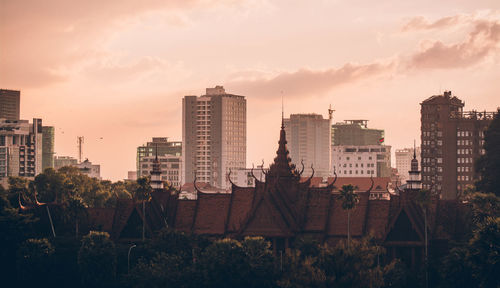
[284,113,331,177]
[182,86,246,189]
[54,156,78,170]
[76,159,101,180]
[42,126,55,171]
[332,144,391,178]
[395,147,421,183]
[421,91,496,199]
[0,118,43,187]
[127,171,137,181]
[140,155,182,187]
[228,166,268,188]
[332,120,384,146]
[136,137,181,175]
[0,89,20,120]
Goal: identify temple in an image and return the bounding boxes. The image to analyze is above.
[19,123,470,269]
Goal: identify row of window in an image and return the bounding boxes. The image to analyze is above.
[457,149,472,155]
[457,157,473,164]
[457,166,471,172]
[338,170,375,175]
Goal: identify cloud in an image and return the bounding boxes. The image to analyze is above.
[0,0,238,88]
[225,13,500,101]
[226,61,396,99]
[401,15,468,31]
[409,19,500,69]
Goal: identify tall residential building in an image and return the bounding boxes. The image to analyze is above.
[0,118,43,187]
[0,89,20,120]
[332,144,391,178]
[42,126,55,170]
[332,120,384,146]
[140,155,182,187]
[420,91,495,199]
[395,147,421,183]
[136,137,181,177]
[284,113,331,177]
[54,156,78,169]
[182,86,246,189]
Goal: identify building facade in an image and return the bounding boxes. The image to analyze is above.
[228,167,268,188]
[182,86,246,189]
[421,91,495,199]
[54,156,78,170]
[137,137,181,177]
[76,159,101,179]
[284,113,331,177]
[331,120,384,146]
[0,89,20,120]
[395,147,421,183]
[0,118,43,187]
[42,126,55,171]
[332,144,391,178]
[139,155,182,187]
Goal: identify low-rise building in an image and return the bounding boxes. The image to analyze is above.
[54,156,78,170]
[332,144,391,178]
[77,159,101,180]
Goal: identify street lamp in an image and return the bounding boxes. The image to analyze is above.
[128,244,137,274]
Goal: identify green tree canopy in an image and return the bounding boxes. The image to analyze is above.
[475,110,500,196]
[78,231,117,288]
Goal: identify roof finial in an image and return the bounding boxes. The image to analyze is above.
[281,91,284,129]
[413,139,416,159]
[155,143,158,161]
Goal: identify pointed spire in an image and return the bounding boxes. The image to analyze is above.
[413,140,416,159]
[281,94,284,129]
[268,103,295,177]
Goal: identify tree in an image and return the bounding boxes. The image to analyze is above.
[339,184,359,249]
[0,192,37,286]
[468,217,500,288]
[136,177,152,241]
[475,109,500,196]
[199,238,250,288]
[78,231,117,288]
[63,196,87,238]
[242,237,276,288]
[16,238,54,286]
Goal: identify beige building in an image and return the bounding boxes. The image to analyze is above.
[54,156,78,170]
[140,155,182,187]
[284,113,331,177]
[76,159,101,180]
[182,86,246,189]
[395,147,421,183]
[332,144,391,178]
[0,118,43,187]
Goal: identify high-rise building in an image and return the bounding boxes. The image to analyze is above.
[0,118,43,187]
[395,147,421,183]
[332,120,384,146]
[136,137,181,176]
[332,144,391,178]
[0,89,20,120]
[42,126,55,170]
[420,91,496,199]
[182,86,246,189]
[284,113,331,177]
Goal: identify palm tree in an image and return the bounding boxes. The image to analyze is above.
[136,177,152,241]
[339,184,359,249]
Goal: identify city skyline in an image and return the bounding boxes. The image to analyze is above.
[2,1,500,180]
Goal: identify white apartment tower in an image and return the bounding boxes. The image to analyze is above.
[182,86,246,189]
[284,113,332,177]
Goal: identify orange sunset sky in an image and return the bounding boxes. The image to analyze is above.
[1,0,500,181]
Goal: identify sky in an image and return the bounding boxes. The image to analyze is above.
[1,0,500,181]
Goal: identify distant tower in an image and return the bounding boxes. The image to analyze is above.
[77,136,84,163]
[150,146,164,191]
[407,141,421,190]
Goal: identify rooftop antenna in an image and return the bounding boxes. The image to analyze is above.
[77,136,84,163]
[413,139,416,159]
